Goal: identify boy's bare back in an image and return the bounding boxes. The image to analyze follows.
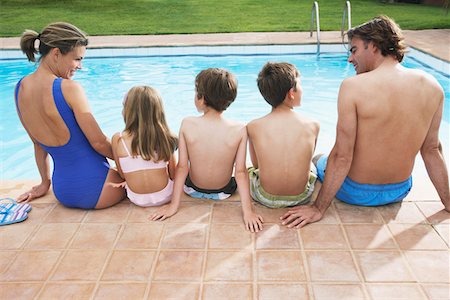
[181,114,245,189]
[248,110,319,195]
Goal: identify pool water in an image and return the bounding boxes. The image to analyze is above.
[0,48,449,179]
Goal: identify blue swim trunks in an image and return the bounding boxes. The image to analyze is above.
[316,155,412,206]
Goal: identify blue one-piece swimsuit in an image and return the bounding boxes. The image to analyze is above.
[15,78,109,209]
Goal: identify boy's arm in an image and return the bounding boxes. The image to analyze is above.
[247,125,259,168]
[150,123,189,221]
[235,127,264,232]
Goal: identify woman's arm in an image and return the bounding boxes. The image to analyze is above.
[62,80,113,159]
[17,139,51,202]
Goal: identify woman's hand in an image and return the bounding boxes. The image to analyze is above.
[17,180,51,203]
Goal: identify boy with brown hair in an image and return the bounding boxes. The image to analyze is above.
[151,68,264,232]
[247,62,320,208]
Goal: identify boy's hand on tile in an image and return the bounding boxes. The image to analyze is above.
[149,203,178,221]
[243,212,264,233]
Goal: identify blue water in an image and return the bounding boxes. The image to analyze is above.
[0,50,449,179]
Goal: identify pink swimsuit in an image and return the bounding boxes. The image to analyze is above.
[118,133,173,206]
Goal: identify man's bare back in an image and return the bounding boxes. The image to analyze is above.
[346,63,442,184]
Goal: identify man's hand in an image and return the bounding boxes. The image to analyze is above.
[280,204,323,228]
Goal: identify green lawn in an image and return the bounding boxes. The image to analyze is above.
[0,0,448,37]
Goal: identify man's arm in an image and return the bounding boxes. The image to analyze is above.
[281,79,358,228]
[420,95,450,211]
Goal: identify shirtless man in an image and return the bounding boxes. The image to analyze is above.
[281,15,450,228]
[151,68,263,232]
[247,62,320,209]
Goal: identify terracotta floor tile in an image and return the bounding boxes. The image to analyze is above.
[306,251,360,282]
[256,251,306,281]
[377,202,427,224]
[211,202,243,223]
[0,283,42,300]
[148,282,200,300]
[335,202,384,224]
[116,223,163,249]
[301,224,348,249]
[0,251,17,272]
[1,250,61,281]
[153,251,204,281]
[433,224,450,246]
[204,251,252,281]
[44,205,87,223]
[344,224,397,250]
[354,251,414,282]
[168,201,212,223]
[84,202,131,223]
[101,250,156,281]
[312,284,365,300]
[415,202,450,224]
[0,224,36,250]
[366,283,426,300]
[209,223,252,249]
[24,203,55,225]
[38,283,95,300]
[202,283,252,300]
[255,224,300,249]
[258,284,309,300]
[70,223,121,249]
[388,224,448,250]
[254,204,289,223]
[94,283,147,299]
[128,205,162,223]
[51,250,109,281]
[161,223,207,249]
[24,223,79,249]
[404,251,450,283]
[316,203,341,224]
[421,284,450,300]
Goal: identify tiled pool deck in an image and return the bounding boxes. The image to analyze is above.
[0,30,449,300]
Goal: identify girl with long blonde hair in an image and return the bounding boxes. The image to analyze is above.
[112,86,178,206]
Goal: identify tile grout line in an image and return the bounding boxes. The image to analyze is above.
[143,206,166,300]
[33,204,83,299]
[297,224,313,299]
[383,203,431,300]
[1,202,57,283]
[339,218,371,300]
[198,203,214,299]
[89,203,132,300]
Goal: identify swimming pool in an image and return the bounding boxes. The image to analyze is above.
[1,45,449,179]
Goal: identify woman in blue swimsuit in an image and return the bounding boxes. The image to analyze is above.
[15,22,126,209]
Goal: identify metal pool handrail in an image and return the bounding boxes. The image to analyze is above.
[341,1,352,38]
[310,1,320,55]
